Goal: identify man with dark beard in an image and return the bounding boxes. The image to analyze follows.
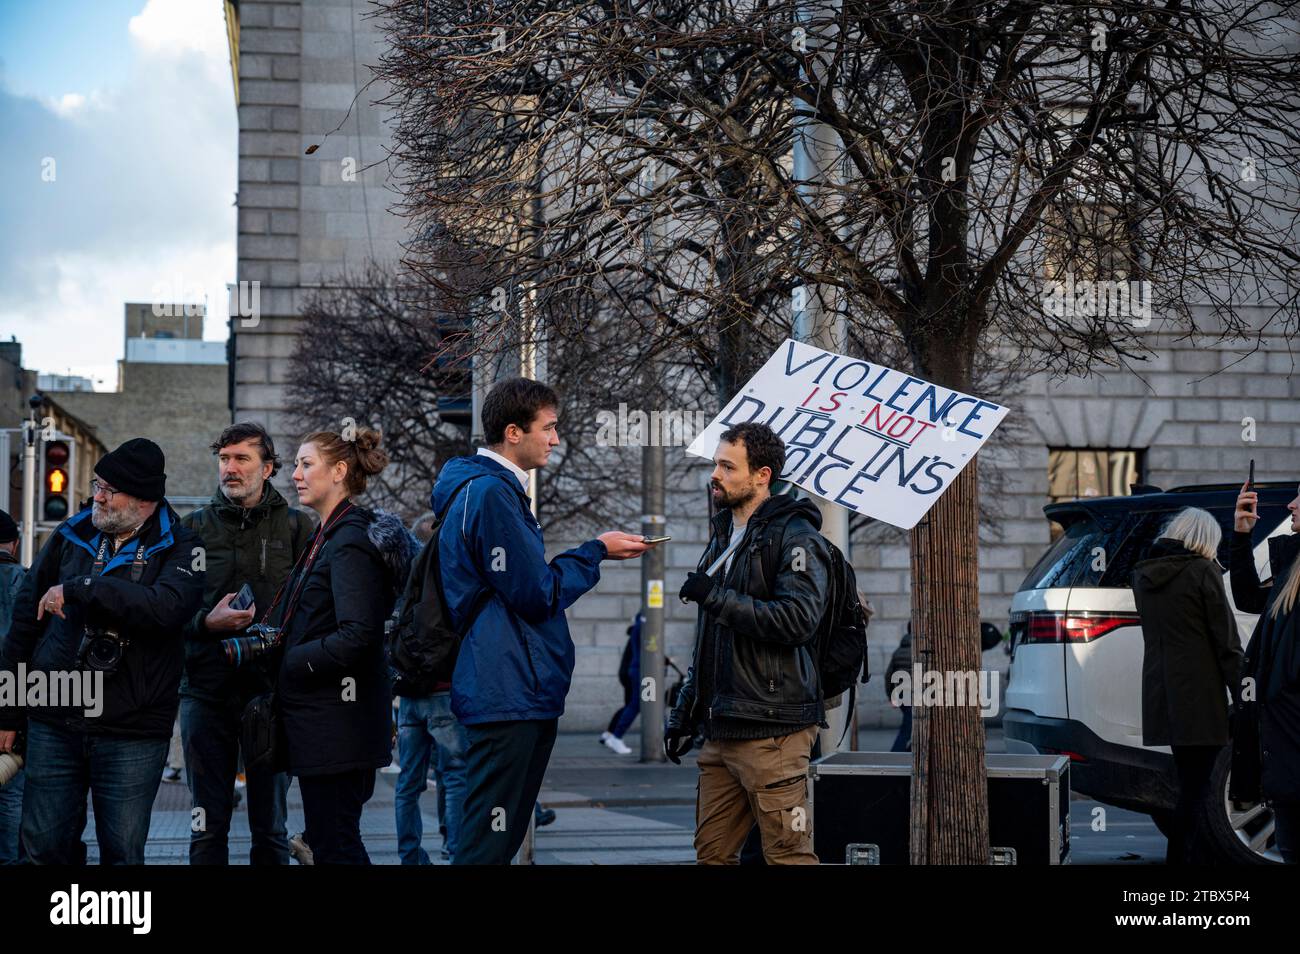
[0,439,204,864]
[665,422,833,864]
[179,423,311,865]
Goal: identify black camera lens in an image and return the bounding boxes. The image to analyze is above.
[78,630,125,674]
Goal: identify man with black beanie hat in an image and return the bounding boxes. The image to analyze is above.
[0,438,204,864]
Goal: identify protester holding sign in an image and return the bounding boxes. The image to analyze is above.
[686,339,1008,531]
[666,422,832,865]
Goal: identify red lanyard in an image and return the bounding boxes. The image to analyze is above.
[261,501,354,631]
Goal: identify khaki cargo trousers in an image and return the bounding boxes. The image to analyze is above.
[694,725,819,865]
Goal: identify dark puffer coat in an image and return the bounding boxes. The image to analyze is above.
[0,503,203,738]
[1229,530,1300,801]
[1131,537,1242,747]
[276,502,417,777]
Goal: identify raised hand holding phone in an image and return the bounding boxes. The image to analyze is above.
[1235,464,1258,534]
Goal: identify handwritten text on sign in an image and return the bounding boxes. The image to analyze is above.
[685,339,1009,529]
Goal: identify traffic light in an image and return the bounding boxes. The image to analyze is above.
[42,439,70,522]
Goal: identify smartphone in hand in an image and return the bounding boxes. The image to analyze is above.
[231,583,255,612]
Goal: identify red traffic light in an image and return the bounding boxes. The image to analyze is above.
[45,440,70,467]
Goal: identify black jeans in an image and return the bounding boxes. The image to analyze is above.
[298,769,376,865]
[454,718,558,865]
[180,695,289,865]
[1169,744,1221,865]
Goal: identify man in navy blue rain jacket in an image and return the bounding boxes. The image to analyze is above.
[433,377,655,864]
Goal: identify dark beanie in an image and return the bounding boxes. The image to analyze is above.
[95,438,167,502]
[0,509,16,544]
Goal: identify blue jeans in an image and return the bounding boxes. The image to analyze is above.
[180,695,289,865]
[0,766,25,864]
[396,692,468,863]
[21,719,168,865]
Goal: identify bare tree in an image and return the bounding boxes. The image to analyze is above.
[374,0,1300,862]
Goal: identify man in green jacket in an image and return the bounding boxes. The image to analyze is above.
[180,422,312,864]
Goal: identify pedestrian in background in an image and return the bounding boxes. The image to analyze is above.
[1132,506,1242,864]
[886,623,912,753]
[392,510,470,864]
[1232,481,1300,864]
[0,509,27,864]
[278,428,416,864]
[599,612,643,755]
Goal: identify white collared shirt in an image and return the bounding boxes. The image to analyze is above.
[476,446,530,491]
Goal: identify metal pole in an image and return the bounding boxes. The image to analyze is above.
[20,412,38,566]
[514,283,540,865]
[793,0,851,754]
[639,117,667,762]
[640,444,666,761]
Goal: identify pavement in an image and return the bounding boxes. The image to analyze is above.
[86,725,1166,865]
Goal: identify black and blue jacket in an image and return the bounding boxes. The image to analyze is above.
[0,503,204,738]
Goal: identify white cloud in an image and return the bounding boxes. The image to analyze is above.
[0,239,236,389]
[128,0,230,59]
[0,0,238,388]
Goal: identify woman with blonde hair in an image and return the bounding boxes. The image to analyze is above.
[1132,506,1242,864]
[1232,481,1300,864]
[275,427,417,864]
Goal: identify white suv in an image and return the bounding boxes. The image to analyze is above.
[1002,482,1294,864]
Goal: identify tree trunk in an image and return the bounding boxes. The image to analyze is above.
[908,449,989,865]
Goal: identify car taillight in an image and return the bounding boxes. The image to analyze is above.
[1019,611,1141,644]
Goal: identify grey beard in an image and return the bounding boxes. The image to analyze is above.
[91,506,141,536]
[222,483,253,503]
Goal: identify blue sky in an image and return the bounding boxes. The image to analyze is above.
[0,0,237,388]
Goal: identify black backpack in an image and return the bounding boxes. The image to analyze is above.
[387,476,488,696]
[758,513,870,702]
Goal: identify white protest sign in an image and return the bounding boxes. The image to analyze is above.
[685,339,1009,530]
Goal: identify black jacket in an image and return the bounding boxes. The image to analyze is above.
[1131,538,1242,747]
[276,502,417,777]
[179,484,312,703]
[668,494,832,739]
[1229,530,1300,800]
[0,503,204,738]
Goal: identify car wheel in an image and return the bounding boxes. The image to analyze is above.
[1201,747,1281,864]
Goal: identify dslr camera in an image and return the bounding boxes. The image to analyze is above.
[77,626,130,675]
[221,624,282,667]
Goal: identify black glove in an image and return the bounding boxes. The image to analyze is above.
[678,571,717,605]
[664,725,696,765]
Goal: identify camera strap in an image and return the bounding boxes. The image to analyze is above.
[92,534,149,584]
[260,501,354,633]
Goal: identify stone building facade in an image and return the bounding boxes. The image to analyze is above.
[52,306,229,511]
[228,1,1299,732]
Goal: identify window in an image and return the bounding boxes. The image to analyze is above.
[1040,106,1142,283]
[1020,515,1104,590]
[1046,448,1144,541]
